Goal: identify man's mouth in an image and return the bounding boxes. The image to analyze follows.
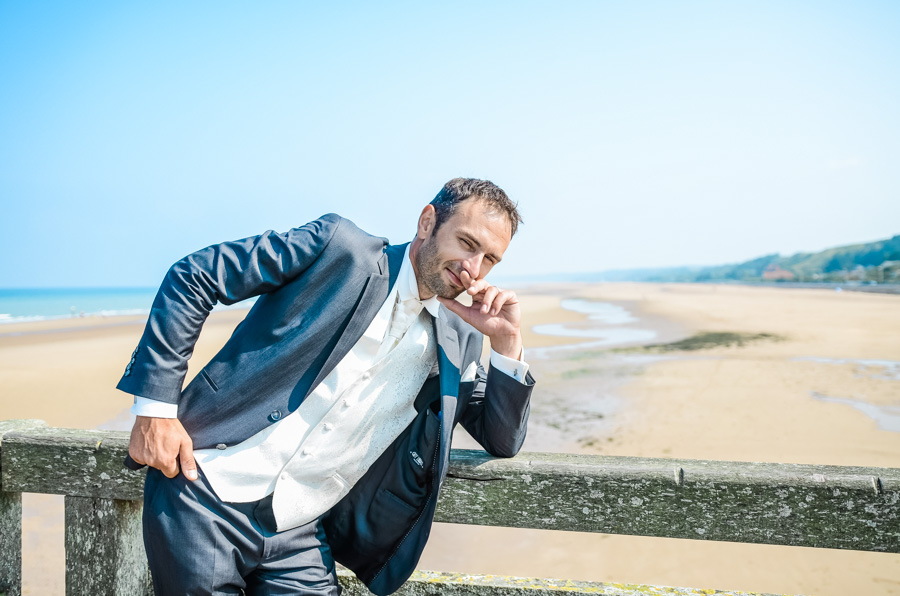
[446,268,463,288]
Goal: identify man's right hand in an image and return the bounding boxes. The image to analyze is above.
[128,416,198,481]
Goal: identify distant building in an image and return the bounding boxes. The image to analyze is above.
[847,265,866,281]
[881,261,900,282]
[762,264,795,281]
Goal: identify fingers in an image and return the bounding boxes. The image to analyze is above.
[128,416,197,481]
[478,285,501,313]
[460,271,514,317]
[470,284,518,316]
[128,438,147,466]
[159,454,180,479]
[437,295,489,331]
[179,439,198,481]
[491,289,519,315]
[464,274,489,296]
[436,295,469,321]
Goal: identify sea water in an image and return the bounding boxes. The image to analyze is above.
[0,287,254,323]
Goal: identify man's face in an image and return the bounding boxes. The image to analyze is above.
[413,199,512,299]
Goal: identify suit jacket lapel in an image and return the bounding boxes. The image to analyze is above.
[434,309,460,472]
[434,312,461,386]
[308,274,386,393]
[308,243,406,393]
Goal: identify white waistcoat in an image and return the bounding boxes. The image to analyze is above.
[194,289,437,531]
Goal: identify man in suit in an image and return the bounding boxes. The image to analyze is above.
[120,178,534,595]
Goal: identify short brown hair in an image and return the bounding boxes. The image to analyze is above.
[430,178,522,237]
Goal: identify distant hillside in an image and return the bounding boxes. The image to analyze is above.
[599,235,900,284]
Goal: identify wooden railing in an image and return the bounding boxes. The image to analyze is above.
[1,419,898,596]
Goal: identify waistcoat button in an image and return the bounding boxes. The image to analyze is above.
[269,410,282,422]
[216,443,227,450]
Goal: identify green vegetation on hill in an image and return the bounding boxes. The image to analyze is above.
[604,234,900,283]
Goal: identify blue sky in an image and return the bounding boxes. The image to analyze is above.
[2,1,898,287]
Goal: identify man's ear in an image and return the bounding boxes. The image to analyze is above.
[417,205,436,240]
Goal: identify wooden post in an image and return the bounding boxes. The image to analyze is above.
[0,420,46,596]
[64,496,151,596]
[0,491,22,596]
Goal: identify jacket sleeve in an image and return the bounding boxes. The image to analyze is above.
[116,213,343,403]
[457,361,534,458]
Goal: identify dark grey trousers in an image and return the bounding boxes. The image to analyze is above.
[142,468,342,596]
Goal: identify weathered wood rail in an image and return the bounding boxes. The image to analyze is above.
[2,419,898,596]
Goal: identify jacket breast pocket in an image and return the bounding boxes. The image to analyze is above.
[200,369,219,392]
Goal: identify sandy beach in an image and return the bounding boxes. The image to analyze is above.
[2,283,898,595]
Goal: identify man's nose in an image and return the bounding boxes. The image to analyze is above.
[463,254,484,280]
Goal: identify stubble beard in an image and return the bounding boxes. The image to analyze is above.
[415,237,464,300]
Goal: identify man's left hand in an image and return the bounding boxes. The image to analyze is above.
[436,270,523,359]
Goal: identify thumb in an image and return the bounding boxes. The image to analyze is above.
[437,296,469,319]
[179,438,198,481]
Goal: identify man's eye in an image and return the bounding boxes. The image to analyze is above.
[460,238,473,248]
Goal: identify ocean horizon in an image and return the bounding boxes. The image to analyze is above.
[0,287,255,323]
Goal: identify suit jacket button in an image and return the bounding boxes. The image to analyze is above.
[269,410,282,422]
[216,443,227,450]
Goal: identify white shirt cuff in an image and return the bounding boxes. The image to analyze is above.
[131,396,179,418]
[489,347,530,384]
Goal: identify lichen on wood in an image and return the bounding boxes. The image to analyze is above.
[435,450,900,553]
[337,569,783,595]
[0,491,22,596]
[64,496,151,596]
[1,426,144,500]
[0,419,47,596]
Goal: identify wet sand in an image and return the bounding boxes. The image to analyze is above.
[2,283,899,595]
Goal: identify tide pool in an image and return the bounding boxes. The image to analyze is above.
[530,298,657,354]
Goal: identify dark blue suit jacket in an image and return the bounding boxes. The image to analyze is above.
[117,214,534,594]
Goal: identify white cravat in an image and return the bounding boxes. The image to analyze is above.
[377,295,424,359]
